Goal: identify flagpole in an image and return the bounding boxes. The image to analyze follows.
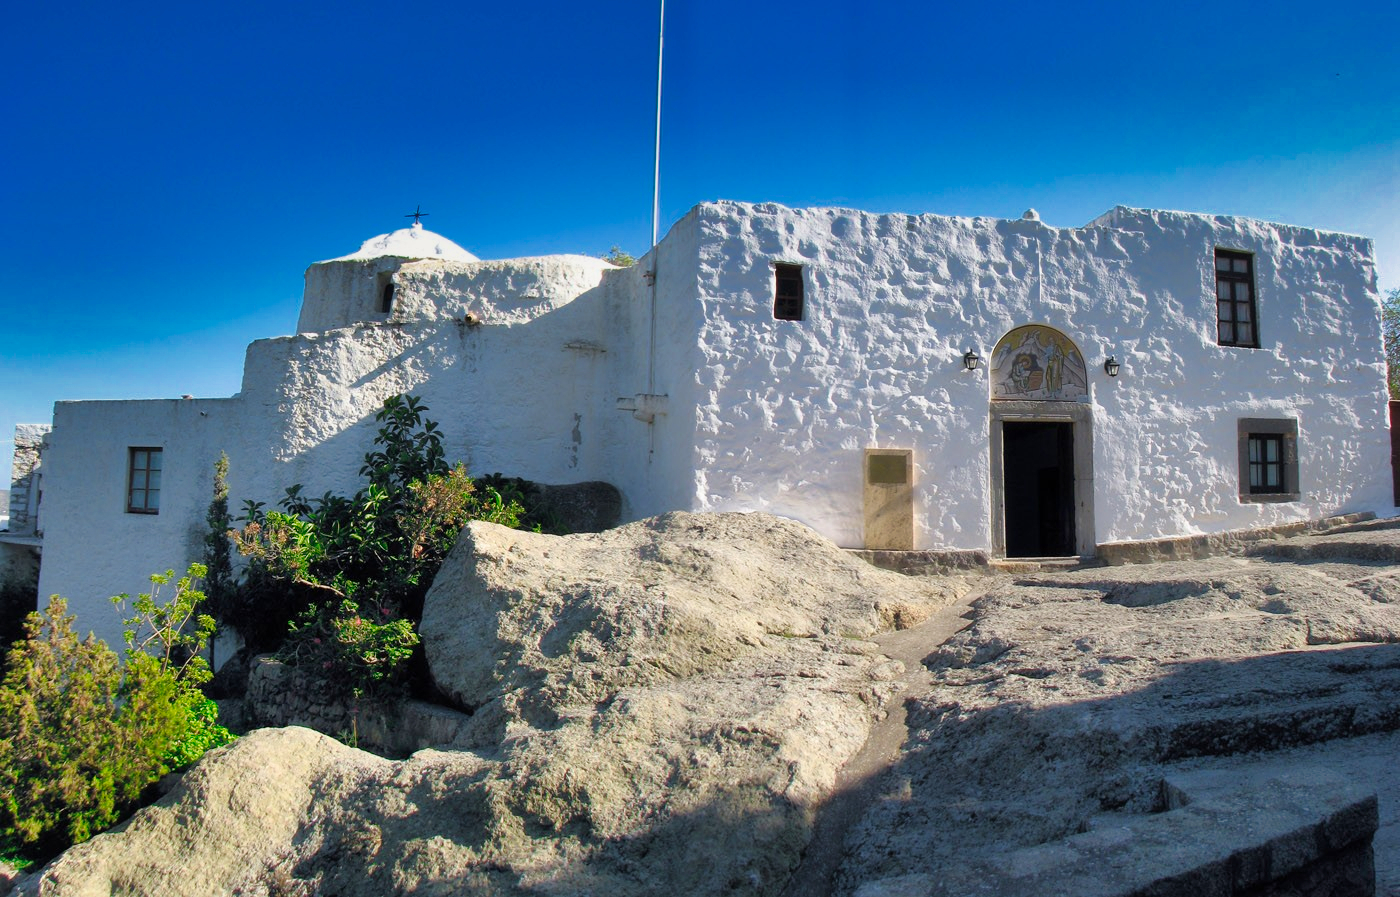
[651,0,665,248]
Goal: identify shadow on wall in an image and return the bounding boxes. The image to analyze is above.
[241,276,638,508]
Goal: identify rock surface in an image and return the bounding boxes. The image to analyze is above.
[16,512,964,896]
[836,524,1400,895]
[18,517,1400,897]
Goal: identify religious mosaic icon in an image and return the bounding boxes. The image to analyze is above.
[990,325,1088,400]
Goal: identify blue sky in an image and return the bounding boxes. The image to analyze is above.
[2,0,1397,474]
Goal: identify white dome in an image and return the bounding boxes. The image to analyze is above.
[324,222,479,263]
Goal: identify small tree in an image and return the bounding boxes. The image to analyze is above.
[601,246,636,267]
[0,568,231,864]
[200,453,235,669]
[1383,287,1400,400]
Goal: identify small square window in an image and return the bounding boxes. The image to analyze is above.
[773,263,805,321]
[1215,249,1258,348]
[1237,419,1298,502]
[128,447,162,514]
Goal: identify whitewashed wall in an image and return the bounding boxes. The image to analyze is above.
[37,252,661,648]
[34,200,1392,646]
[683,201,1391,549]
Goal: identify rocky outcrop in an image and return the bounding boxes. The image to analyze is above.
[837,539,1400,896]
[17,512,965,896]
[18,517,1400,897]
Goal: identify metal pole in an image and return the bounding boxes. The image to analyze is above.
[652,0,665,248]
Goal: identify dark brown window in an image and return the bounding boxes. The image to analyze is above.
[127,448,162,514]
[1237,418,1298,502]
[773,263,805,321]
[378,282,396,313]
[1247,434,1284,493]
[1215,249,1257,347]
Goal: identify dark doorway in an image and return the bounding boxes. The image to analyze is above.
[1003,421,1075,557]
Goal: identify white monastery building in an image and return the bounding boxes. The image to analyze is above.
[7,201,1393,648]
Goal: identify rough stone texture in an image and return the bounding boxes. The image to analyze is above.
[526,480,623,533]
[1098,512,1379,565]
[848,548,992,577]
[849,767,1377,897]
[420,512,957,718]
[13,728,392,897]
[244,657,473,757]
[837,527,1400,896]
[19,512,966,896]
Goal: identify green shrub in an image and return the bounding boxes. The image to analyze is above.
[229,395,527,697]
[0,567,233,863]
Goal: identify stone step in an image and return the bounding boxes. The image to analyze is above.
[987,556,1105,574]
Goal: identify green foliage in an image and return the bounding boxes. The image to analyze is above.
[601,246,636,267]
[0,571,232,863]
[280,599,420,699]
[230,395,527,696]
[200,454,235,667]
[1383,288,1400,400]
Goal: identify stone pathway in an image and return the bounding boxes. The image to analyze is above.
[780,586,991,897]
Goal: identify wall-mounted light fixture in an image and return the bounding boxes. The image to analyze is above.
[1104,356,1121,378]
[963,350,982,372]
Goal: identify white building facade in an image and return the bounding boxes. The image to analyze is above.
[25,202,1393,648]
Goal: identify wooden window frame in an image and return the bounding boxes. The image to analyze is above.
[1237,418,1298,503]
[127,447,162,514]
[773,263,805,321]
[1215,248,1259,348]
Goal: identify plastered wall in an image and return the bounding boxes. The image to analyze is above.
[33,201,1391,646]
[684,201,1390,549]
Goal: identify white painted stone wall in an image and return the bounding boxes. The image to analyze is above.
[32,201,1392,647]
[37,250,660,649]
[682,201,1391,549]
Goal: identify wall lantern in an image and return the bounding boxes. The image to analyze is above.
[963,350,982,372]
[1104,356,1121,378]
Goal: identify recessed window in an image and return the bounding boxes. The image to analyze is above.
[1215,249,1258,348]
[1237,419,1298,502]
[1248,434,1284,493]
[127,448,162,514]
[378,281,396,314]
[773,263,805,321]
[867,453,910,485]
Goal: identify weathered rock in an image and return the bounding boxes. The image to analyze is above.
[419,510,957,719]
[20,512,966,897]
[13,728,390,897]
[837,532,1400,895]
[528,480,622,533]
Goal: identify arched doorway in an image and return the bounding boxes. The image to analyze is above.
[988,325,1095,558]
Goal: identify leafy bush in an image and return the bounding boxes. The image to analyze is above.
[229,395,527,697]
[0,567,233,863]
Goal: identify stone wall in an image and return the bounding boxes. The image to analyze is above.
[245,656,470,758]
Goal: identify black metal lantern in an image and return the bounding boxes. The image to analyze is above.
[1104,356,1120,378]
[963,350,981,372]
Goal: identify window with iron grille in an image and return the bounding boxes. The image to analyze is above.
[127,447,162,514]
[1237,418,1298,502]
[1215,249,1258,348]
[773,263,805,321]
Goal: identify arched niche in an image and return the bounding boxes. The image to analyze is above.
[990,325,1088,401]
